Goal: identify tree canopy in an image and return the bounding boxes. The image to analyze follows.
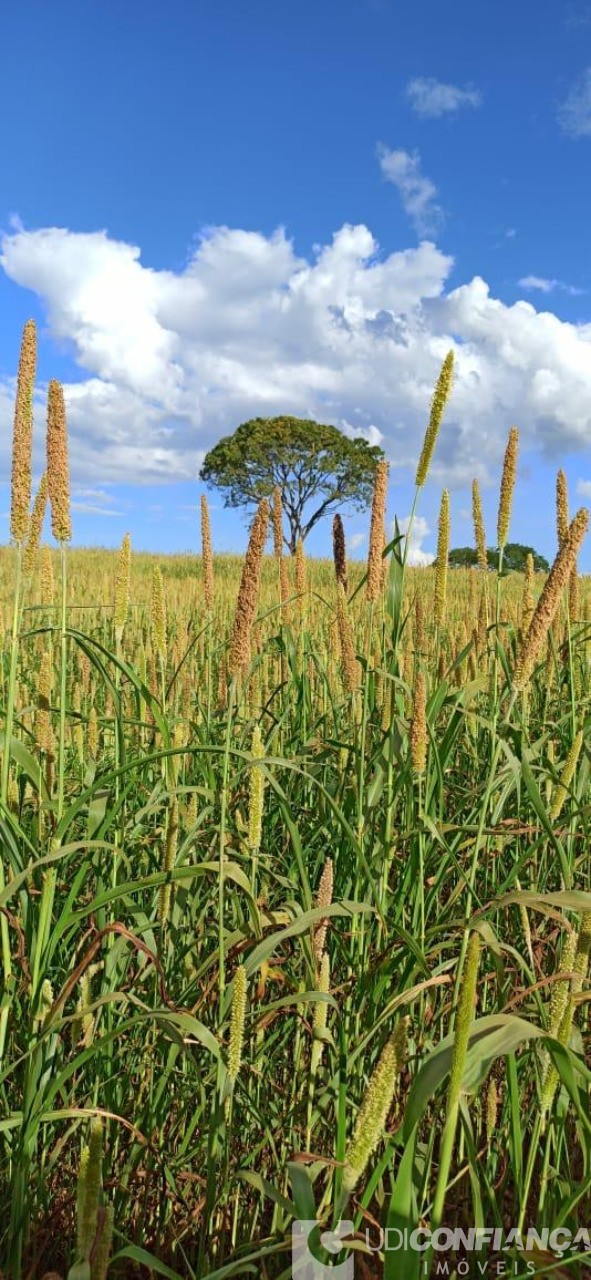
[199,416,385,552]
[449,543,550,572]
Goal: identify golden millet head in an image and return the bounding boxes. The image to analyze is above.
[336,581,360,694]
[366,460,389,601]
[228,498,269,678]
[151,565,167,658]
[46,379,71,543]
[23,473,48,577]
[434,489,450,627]
[40,545,54,606]
[472,478,487,571]
[496,426,519,549]
[512,508,589,692]
[10,319,36,544]
[556,469,569,550]
[295,536,307,596]
[410,668,427,774]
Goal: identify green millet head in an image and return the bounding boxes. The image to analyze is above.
[228,964,248,1082]
[415,349,454,488]
[342,1019,407,1196]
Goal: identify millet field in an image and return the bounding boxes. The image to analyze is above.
[3,324,591,1279]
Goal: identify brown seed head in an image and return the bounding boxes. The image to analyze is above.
[10,320,36,544]
[332,513,348,592]
[522,552,535,629]
[200,494,214,613]
[272,485,283,559]
[46,380,71,542]
[228,499,269,678]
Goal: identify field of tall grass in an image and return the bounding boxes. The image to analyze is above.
[3,324,591,1279]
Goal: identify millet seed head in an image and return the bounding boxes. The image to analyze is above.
[512,508,589,692]
[10,319,36,544]
[366,460,389,601]
[23,473,48,577]
[200,494,214,612]
[46,379,71,543]
[332,513,348,593]
[228,498,269,678]
[472,478,487,571]
[415,349,454,488]
[434,489,450,627]
[496,427,519,549]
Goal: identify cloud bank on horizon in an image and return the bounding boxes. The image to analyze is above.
[2,214,591,499]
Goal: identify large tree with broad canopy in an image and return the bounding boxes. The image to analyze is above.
[199,415,385,552]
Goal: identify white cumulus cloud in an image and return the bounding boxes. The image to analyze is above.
[377,146,442,234]
[398,515,435,566]
[405,77,482,118]
[519,275,584,297]
[3,220,591,498]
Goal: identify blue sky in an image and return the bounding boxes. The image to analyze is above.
[3,0,591,563]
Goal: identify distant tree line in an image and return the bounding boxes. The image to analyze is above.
[448,543,550,572]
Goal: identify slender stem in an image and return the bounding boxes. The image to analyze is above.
[0,544,23,1062]
[56,541,68,826]
[218,677,236,1019]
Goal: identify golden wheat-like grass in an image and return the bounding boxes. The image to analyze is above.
[366,460,389,601]
[497,427,519,549]
[228,499,269,678]
[512,508,589,692]
[46,380,71,543]
[200,494,214,613]
[10,319,36,545]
